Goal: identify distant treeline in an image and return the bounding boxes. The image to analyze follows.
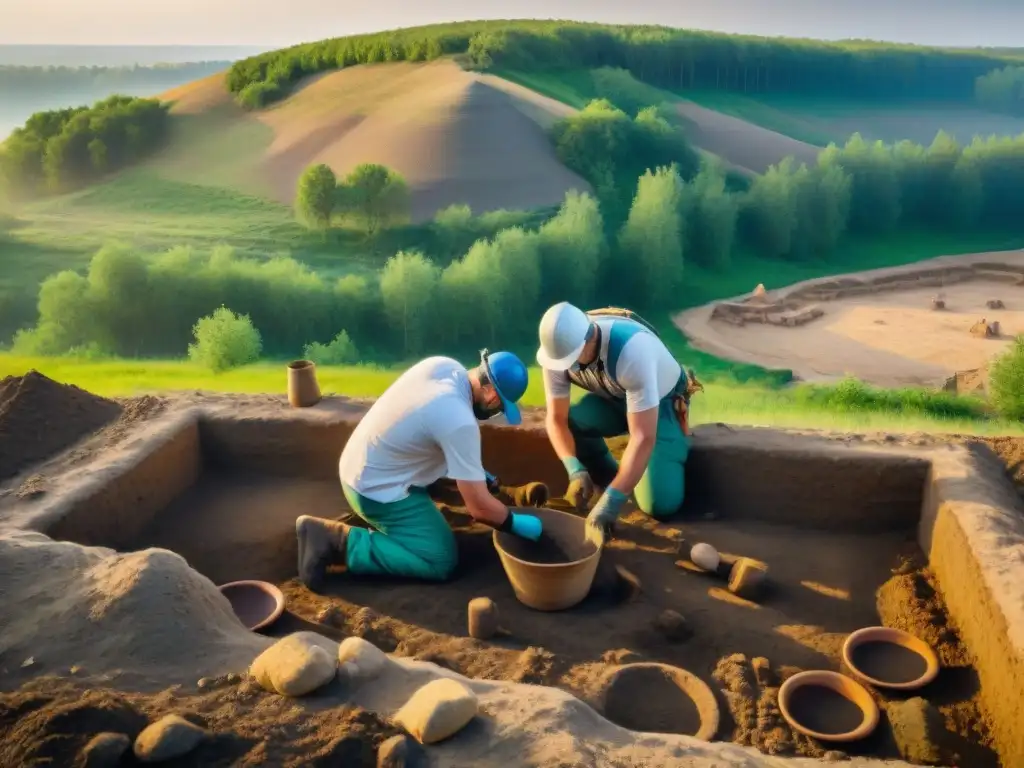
[0,95,171,196]
[224,20,1020,109]
[975,65,1024,115]
[0,61,228,100]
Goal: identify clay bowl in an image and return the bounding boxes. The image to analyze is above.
[778,670,879,742]
[493,506,601,611]
[218,580,286,632]
[598,662,720,741]
[842,626,940,691]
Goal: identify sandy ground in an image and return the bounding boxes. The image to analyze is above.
[678,251,1024,387]
[675,100,822,175]
[154,60,591,221]
[1,376,1022,765]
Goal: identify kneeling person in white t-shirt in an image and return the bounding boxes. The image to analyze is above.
[295,350,543,589]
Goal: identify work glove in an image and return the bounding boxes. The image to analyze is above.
[585,487,629,549]
[500,510,543,541]
[562,456,594,512]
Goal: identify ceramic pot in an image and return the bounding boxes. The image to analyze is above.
[287,360,322,408]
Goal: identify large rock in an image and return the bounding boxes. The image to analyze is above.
[377,733,429,767]
[133,715,206,763]
[338,636,389,683]
[79,732,130,767]
[393,677,478,745]
[250,632,337,696]
[886,697,945,766]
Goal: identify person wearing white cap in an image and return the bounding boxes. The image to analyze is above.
[535,302,703,545]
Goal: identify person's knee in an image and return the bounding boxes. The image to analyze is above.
[425,534,459,581]
[636,492,683,520]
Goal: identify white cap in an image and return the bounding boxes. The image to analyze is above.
[536,302,591,371]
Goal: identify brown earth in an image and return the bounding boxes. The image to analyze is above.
[0,389,1021,765]
[674,100,822,175]
[678,251,1024,388]
[0,675,396,767]
[0,371,122,481]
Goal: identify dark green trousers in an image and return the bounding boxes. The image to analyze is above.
[568,393,690,519]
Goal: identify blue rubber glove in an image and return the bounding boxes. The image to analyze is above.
[509,512,543,542]
[585,487,629,547]
[562,456,594,511]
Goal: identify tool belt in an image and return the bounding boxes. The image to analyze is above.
[670,368,704,436]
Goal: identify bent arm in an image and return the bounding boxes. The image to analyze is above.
[456,479,512,526]
[545,395,576,460]
[608,405,658,496]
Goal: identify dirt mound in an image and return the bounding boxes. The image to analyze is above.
[0,676,394,767]
[0,530,266,687]
[151,60,590,221]
[0,371,122,481]
[675,100,821,175]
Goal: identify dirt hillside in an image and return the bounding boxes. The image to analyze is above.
[153,60,591,221]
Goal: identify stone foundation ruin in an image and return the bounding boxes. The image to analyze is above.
[711,261,1024,328]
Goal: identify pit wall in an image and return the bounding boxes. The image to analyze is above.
[15,398,1024,765]
[920,444,1024,768]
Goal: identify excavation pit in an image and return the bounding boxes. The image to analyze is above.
[13,397,1024,766]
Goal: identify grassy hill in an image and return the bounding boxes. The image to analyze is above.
[151,60,589,221]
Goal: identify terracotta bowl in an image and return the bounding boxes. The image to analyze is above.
[778,670,879,742]
[842,626,940,691]
[598,662,720,741]
[218,580,286,632]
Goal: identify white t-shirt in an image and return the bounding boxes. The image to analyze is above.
[542,318,681,413]
[339,356,487,503]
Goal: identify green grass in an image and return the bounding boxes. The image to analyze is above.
[3,353,1020,436]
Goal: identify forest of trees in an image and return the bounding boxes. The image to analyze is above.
[296,162,412,235]
[0,62,229,101]
[225,19,1020,109]
[0,95,171,197]
[12,109,1024,364]
[975,65,1024,115]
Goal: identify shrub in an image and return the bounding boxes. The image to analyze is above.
[989,335,1024,421]
[303,330,360,366]
[187,306,263,373]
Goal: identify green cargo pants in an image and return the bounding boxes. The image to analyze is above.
[569,393,691,519]
[341,483,458,581]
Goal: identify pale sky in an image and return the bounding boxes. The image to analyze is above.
[2,0,1022,48]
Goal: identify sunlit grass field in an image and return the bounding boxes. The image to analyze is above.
[3,354,1020,436]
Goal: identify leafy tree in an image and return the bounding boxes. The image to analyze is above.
[337,164,410,235]
[536,190,604,307]
[379,250,440,355]
[989,336,1024,421]
[682,158,738,269]
[975,65,1024,115]
[741,159,798,259]
[295,163,338,232]
[187,306,263,373]
[618,165,686,307]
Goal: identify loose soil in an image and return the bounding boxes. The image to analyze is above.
[848,642,929,685]
[0,675,396,767]
[0,370,122,481]
[785,685,867,737]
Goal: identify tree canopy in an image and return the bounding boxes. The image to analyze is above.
[226,20,1021,109]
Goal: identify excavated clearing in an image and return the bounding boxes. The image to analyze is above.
[0,384,1022,767]
[678,251,1024,387]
